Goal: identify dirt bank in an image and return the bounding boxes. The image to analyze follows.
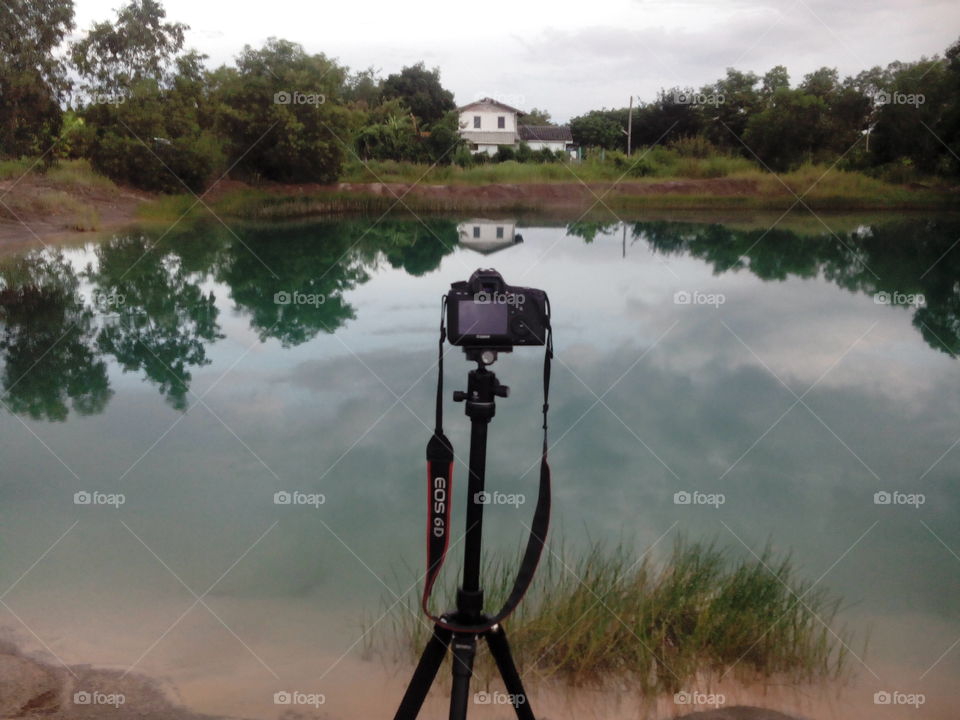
[0,173,148,248]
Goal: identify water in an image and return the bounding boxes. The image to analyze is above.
[1,213,958,718]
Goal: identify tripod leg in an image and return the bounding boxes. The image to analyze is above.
[448,634,477,720]
[485,625,535,720]
[394,624,452,720]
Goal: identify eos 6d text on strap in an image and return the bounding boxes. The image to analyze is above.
[394,268,554,720]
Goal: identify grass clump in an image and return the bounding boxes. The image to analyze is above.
[371,537,853,694]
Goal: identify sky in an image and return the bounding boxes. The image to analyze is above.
[67,0,960,122]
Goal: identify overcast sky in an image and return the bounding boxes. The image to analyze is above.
[68,0,959,122]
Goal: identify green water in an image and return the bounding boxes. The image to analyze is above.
[0,213,958,713]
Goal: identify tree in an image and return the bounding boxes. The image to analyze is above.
[870,55,955,174]
[800,67,839,98]
[524,108,554,125]
[70,0,186,93]
[632,89,704,146]
[423,110,464,164]
[700,68,760,148]
[570,109,623,149]
[354,100,416,161]
[381,62,455,125]
[743,88,829,170]
[343,66,382,107]
[0,0,74,158]
[761,66,790,97]
[212,38,352,183]
[71,0,222,191]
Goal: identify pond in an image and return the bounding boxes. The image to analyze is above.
[0,212,958,719]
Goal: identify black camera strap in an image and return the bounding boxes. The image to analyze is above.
[422,295,553,634]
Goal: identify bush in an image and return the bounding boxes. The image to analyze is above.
[494,144,515,162]
[453,146,474,168]
[89,130,223,193]
[669,135,718,158]
[515,141,533,163]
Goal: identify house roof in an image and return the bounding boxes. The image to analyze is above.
[458,97,524,115]
[518,125,574,142]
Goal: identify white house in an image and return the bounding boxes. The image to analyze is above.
[458,98,577,158]
[457,218,522,254]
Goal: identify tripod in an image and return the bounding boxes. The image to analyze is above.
[393,362,536,720]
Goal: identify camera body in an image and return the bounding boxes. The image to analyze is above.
[447,269,549,350]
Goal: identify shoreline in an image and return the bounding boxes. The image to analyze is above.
[2,168,957,247]
[4,637,953,720]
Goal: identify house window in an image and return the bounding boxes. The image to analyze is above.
[498,116,505,129]
[496,226,504,239]
[474,116,481,129]
[473,226,480,238]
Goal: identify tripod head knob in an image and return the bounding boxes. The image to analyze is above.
[453,390,467,402]
[495,384,510,398]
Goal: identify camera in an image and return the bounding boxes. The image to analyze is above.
[446,269,549,352]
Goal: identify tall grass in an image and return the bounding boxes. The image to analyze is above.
[340,149,759,185]
[368,537,854,693]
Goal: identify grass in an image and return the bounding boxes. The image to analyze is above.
[367,537,855,694]
[339,151,760,185]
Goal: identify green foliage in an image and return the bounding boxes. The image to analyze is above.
[515,140,533,163]
[744,88,830,171]
[570,109,623,149]
[494,144,516,162]
[380,62,455,125]
[70,0,186,92]
[0,0,74,159]
[212,38,351,183]
[523,108,553,125]
[423,110,464,164]
[83,77,224,192]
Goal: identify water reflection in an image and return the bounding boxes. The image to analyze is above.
[0,215,956,420]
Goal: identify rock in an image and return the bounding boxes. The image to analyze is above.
[0,652,62,717]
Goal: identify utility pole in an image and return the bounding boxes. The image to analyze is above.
[626,95,633,156]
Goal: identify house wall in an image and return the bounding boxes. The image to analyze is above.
[459,108,518,133]
[457,219,518,248]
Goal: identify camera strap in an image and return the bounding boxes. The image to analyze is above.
[422,295,553,634]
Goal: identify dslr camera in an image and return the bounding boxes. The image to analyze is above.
[447,269,549,358]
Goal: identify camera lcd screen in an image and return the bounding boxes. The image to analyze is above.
[458,301,507,335]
